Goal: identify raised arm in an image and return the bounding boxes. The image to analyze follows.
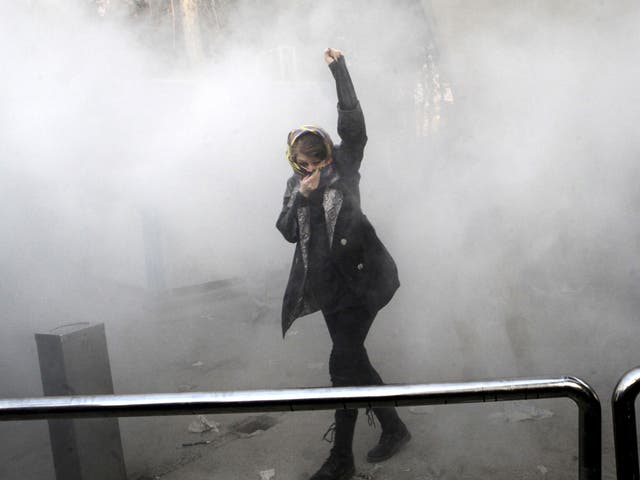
[324,48,367,169]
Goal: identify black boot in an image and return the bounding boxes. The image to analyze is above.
[310,409,357,480]
[366,419,411,463]
[309,451,355,480]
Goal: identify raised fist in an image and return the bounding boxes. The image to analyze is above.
[323,48,343,64]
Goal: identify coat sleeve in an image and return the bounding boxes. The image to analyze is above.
[328,56,367,171]
[276,176,305,243]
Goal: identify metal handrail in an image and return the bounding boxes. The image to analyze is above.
[612,366,640,480]
[1,377,601,479]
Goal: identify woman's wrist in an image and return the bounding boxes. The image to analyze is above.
[329,57,358,110]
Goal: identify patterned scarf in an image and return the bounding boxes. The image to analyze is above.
[285,125,334,177]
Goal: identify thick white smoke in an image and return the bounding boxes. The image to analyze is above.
[2,1,640,478]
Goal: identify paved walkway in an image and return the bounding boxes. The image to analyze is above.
[152,401,580,480]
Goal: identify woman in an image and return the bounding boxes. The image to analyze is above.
[277,48,410,480]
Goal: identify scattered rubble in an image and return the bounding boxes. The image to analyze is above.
[489,404,554,422]
[355,463,383,479]
[181,440,211,447]
[537,465,549,475]
[258,468,276,480]
[187,415,220,433]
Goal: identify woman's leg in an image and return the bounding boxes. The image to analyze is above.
[322,307,367,459]
[325,306,401,426]
[324,305,410,463]
[307,307,369,479]
[324,305,377,386]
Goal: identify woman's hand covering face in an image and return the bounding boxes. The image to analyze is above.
[299,169,321,197]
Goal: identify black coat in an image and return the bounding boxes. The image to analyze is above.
[276,60,400,336]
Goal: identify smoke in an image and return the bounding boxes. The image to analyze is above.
[2,0,640,477]
[376,0,640,382]
[0,0,435,338]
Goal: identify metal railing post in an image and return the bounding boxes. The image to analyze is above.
[612,367,640,480]
[1,376,601,479]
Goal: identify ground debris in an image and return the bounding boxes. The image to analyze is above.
[537,465,549,475]
[355,464,383,479]
[187,415,220,433]
[489,404,554,422]
[259,468,276,480]
[181,440,211,447]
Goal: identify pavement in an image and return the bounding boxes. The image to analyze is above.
[127,400,583,480]
[1,275,629,480]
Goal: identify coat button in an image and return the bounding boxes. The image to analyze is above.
[340,238,348,246]
[357,263,364,270]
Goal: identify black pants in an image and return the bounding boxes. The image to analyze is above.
[323,305,402,454]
